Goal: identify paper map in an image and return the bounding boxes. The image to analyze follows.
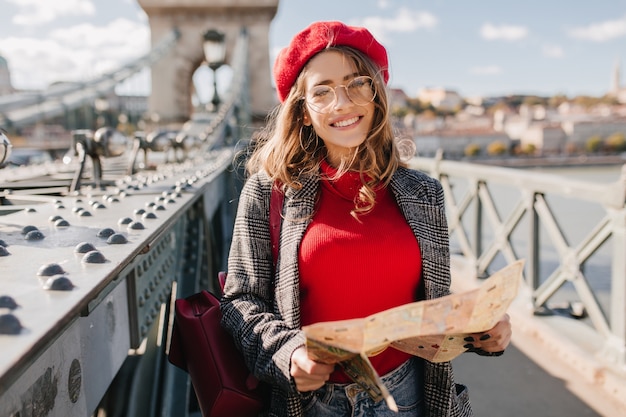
[302,260,524,411]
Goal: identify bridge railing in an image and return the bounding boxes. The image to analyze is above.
[0,29,180,130]
[409,153,626,369]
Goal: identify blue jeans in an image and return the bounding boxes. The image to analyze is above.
[301,358,424,417]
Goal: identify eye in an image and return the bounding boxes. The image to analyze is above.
[350,77,368,89]
[311,86,331,98]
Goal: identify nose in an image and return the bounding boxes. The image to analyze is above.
[333,85,351,109]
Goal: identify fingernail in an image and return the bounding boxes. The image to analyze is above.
[479,334,491,341]
[463,343,474,349]
[464,336,474,342]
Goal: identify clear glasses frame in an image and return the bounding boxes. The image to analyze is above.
[304,75,377,113]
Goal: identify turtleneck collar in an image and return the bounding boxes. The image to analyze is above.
[320,158,382,202]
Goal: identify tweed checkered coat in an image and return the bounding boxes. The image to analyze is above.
[220,167,473,417]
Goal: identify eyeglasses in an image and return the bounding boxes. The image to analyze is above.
[304,76,376,113]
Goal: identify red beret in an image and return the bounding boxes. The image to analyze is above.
[274,21,389,103]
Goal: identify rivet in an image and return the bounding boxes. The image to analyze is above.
[128,221,145,230]
[25,230,45,240]
[97,227,116,238]
[0,295,19,310]
[26,207,37,213]
[118,217,133,225]
[142,212,157,220]
[0,246,10,256]
[79,210,92,217]
[49,215,63,222]
[43,276,75,291]
[134,208,146,216]
[0,314,23,335]
[82,250,107,264]
[21,225,38,235]
[107,233,128,244]
[54,219,70,228]
[75,242,96,253]
[37,263,66,276]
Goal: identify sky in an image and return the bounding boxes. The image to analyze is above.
[1,0,626,100]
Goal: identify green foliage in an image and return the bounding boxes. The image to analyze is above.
[548,94,569,108]
[464,143,481,157]
[392,107,409,118]
[487,140,507,156]
[585,135,603,153]
[520,143,536,155]
[605,132,626,152]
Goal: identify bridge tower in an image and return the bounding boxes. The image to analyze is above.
[138,0,279,125]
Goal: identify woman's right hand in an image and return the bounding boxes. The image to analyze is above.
[290,346,335,392]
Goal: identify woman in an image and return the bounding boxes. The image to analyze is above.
[220,20,511,417]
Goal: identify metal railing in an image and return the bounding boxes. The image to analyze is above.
[410,153,626,369]
[0,29,180,130]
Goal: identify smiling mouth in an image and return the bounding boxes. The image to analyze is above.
[332,116,360,128]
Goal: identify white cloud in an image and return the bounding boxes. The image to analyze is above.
[480,23,528,41]
[542,44,564,58]
[0,18,149,90]
[568,15,626,42]
[470,65,502,75]
[8,0,96,26]
[354,8,438,43]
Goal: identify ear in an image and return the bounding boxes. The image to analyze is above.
[303,111,312,126]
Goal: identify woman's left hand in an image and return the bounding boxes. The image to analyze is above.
[464,313,511,356]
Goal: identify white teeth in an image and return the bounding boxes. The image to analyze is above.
[333,116,359,127]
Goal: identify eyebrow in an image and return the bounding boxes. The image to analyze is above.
[313,72,360,86]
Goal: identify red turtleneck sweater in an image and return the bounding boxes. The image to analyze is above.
[299,161,422,382]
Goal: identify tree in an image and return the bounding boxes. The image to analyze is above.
[605,132,626,152]
[520,143,536,155]
[487,140,507,156]
[585,135,603,153]
[464,143,481,157]
[548,94,569,108]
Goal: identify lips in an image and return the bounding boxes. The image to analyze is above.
[331,116,360,128]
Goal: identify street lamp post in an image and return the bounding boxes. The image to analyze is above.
[0,130,12,168]
[203,29,226,111]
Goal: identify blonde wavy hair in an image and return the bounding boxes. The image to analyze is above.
[245,46,413,218]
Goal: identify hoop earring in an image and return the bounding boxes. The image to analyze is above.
[299,126,318,152]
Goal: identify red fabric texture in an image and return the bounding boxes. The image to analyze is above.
[273,21,389,102]
[299,161,422,382]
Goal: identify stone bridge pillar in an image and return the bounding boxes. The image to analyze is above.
[138,0,279,125]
